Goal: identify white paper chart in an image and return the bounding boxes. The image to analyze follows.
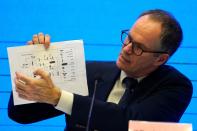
[18,46,76,82]
[7,40,88,105]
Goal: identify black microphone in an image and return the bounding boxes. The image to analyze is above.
[86,74,101,131]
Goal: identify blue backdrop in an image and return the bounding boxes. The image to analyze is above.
[0,0,196,130]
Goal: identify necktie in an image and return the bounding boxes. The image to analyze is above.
[118,77,138,108]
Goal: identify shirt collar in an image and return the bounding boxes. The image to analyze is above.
[120,71,145,83]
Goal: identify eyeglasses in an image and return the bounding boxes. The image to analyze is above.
[121,29,168,56]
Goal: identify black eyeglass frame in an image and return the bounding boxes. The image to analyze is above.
[121,29,169,56]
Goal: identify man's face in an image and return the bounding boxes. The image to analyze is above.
[116,15,165,78]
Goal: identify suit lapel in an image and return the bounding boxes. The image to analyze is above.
[132,65,166,103]
[95,64,121,101]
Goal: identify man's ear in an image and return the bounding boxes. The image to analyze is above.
[155,54,169,66]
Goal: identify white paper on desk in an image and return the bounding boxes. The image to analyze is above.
[7,40,88,105]
[129,120,192,131]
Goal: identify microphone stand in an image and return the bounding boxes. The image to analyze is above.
[86,79,98,131]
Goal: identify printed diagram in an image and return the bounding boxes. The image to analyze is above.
[17,48,77,83]
[8,40,88,105]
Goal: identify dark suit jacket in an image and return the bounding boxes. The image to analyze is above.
[8,61,193,131]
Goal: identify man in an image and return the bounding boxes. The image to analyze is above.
[8,9,192,131]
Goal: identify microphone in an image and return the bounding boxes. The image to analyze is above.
[86,74,101,131]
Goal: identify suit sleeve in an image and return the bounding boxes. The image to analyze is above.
[8,92,64,124]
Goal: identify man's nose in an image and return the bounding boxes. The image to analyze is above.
[123,43,132,54]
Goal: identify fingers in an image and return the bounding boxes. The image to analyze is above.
[15,72,32,85]
[44,34,50,49]
[28,33,50,49]
[15,77,31,99]
[18,94,33,101]
[38,32,45,44]
[32,34,39,44]
[15,72,41,101]
[15,78,27,93]
[33,69,54,88]
[32,33,44,44]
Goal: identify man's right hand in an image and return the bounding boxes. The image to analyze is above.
[27,32,50,49]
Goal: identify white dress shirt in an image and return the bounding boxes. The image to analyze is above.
[55,71,144,115]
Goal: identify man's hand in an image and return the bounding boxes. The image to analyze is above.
[27,32,50,49]
[15,68,61,106]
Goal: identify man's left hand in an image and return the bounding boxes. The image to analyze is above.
[15,68,61,106]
